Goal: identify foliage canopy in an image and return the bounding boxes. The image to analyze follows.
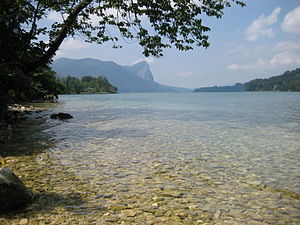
[58,75,118,94]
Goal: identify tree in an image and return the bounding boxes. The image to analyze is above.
[244,68,300,92]
[60,75,117,94]
[0,0,245,118]
[1,0,245,72]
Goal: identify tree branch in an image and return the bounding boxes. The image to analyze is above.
[24,0,93,74]
[27,0,41,45]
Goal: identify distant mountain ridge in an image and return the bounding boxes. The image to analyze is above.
[244,68,300,91]
[194,68,300,92]
[52,57,189,93]
[193,83,245,92]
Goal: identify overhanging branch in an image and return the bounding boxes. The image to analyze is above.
[24,0,93,74]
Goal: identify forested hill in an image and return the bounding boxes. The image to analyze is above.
[58,76,118,94]
[193,83,245,92]
[245,68,300,91]
[193,68,300,92]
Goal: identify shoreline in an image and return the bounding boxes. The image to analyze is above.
[0,102,60,127]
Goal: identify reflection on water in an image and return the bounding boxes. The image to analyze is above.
[1,92,300,224]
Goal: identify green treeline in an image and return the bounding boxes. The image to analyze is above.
[245,68,300,91]
[58,76,118,94]
[193,83,245,92]
[193,68,300,92]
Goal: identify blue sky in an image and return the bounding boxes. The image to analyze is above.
[53,0,300,88]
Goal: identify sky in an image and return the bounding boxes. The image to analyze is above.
[53,0,300,89]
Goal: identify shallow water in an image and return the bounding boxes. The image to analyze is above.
[1,92,300,224]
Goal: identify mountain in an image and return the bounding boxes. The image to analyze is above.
[124,61,154,82]
[52,57,189,93]
[244,68,300,91]
[193,68,300,92]
[193,83,245,92]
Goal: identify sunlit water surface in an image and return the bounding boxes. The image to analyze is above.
[1,92,300,224]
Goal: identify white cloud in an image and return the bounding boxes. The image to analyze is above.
[55,50,64,58]
[55,38,89,58]
[228,39,300,70]
[60,38,88,51]
[225,43,267,59]
[269,51,300,65]
[245,7,281,41]
[177,72,198,77]
[133,57,155,65]
[274,40,300,52]
[227,64,242,70]
[227,52,300,71]
[227,58,267,70]
[281,6,300,34]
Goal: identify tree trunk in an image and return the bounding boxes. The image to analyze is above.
[24,0,93,74]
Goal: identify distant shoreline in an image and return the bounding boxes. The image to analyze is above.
[194,68,300,92]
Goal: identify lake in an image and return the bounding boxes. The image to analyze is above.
[1,92,300,224]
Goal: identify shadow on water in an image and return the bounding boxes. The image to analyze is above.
[0,117,57,157]
[0,192,86,218]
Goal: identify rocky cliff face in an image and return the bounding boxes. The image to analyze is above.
[125,61,154,82]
